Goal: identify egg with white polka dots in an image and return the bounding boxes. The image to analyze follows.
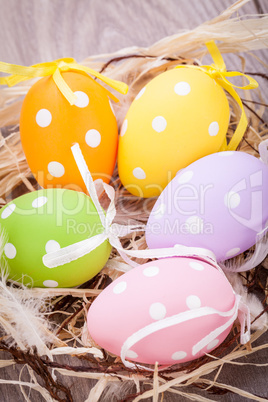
[118,67,230,197]
[146,151,268,263]
[0,189,111,287]
[20,71,118,192]
[87,257,236,365]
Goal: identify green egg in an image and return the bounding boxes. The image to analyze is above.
[0,188,111,288]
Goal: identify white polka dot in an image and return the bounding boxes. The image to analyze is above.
[43,280,59,288]
[126,350,138,359]
[48,161,65,178]
[133,167,146,180]
[120,120,128,137]
[143,266,159,277]
[153,203,166,219]
[174,81,191,96]
[113,281,127,294]
[135,86,146,100]
[4,243,16,259]
[207,339,219,350]
[74,91,89,108]
[186,295,201,310]
[149,302,166,320]
[208,121,219,136]
[220,151,235,156]
[224,191,241,209]
[177,170,194,184]
[85,129,101,148]
[171,351,187,360]
[189,261,205,271]
[32,196,48,208]
[36,109,52,127]
[152,116,167,133]
[109,100,115,116]
[45,240,61,254]
[185,216,204,234]
[1,204,16,219]
[4,244,15,260]
[225,247,241,258]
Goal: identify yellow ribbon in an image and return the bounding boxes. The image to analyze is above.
[176,40,258,151]
[0,57,128,104]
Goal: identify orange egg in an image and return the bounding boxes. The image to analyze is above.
[20,71,118,192]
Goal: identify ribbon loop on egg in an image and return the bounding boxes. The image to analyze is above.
[43,143,220,270]
[206,40,226,72]
[175,40,258,152]
[0,57,128,104]
[52,67,78,105]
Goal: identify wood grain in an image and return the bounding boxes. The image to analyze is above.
[0,0,267,401]
[0,0,267,65]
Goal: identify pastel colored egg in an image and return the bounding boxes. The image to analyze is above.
[146,151,268,262]
[87,257,236,365]
[20,71,118,192]
[118,67,229,198]
[0,189,111,287]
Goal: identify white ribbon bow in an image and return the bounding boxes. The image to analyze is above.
[43,141,268,271]
[42,143,252,370]
[43,143,218,269]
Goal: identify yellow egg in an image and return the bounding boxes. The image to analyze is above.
[118,67,230,198]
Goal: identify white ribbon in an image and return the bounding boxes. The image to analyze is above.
[40,143,252,370]
[43,143,218,269]
[237,300,251,345]
[121,294,251,370]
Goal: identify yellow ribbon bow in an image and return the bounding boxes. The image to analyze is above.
[176,40,258,151]
[0,57,128,104]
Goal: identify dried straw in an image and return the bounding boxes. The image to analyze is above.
[0,1,268,401]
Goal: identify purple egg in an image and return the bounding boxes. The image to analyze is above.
[146,151,268,261]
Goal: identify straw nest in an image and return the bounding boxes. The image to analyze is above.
[0,1,267,401]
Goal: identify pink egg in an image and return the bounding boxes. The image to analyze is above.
[87,257,236,365]
[146,151,268,262]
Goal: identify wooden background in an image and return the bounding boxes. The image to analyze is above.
[0,0,268,401]
[0,0,267,66]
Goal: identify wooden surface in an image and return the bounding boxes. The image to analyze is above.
[0,0,267,66]
[0,0,268,401]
